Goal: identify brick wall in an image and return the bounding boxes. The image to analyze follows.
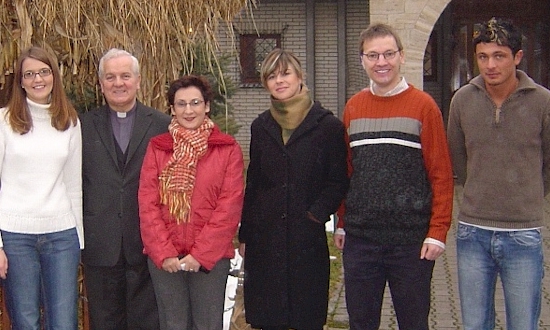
[218,3,308,162]
[217,0,451,162]
[346,1,370,100]
[218,1,372,162]
[314,2,339,116]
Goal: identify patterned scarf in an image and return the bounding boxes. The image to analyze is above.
[159,117,214,223]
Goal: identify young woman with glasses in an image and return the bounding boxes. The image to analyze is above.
[0,46,82,329]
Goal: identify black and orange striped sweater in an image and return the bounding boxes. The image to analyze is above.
[337,85,454,245]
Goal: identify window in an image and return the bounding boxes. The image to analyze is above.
[423,31,437,81]
[240,34,281,85]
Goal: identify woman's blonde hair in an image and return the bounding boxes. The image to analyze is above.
[260,48,304,88]
[6,46,77,134]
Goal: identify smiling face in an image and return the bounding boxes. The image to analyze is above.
[170,86,210,130]
[361,35,404,94]
[265,65,303,101]
[99,55,141,112]
[21,58,53,104]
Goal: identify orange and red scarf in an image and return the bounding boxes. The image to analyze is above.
[159,117,214,223]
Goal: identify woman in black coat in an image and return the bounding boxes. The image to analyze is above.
[238,48,349,330]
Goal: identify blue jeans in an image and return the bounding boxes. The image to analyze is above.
[343,234,434,330]
[2,228,80,330]
[456,223,544,330]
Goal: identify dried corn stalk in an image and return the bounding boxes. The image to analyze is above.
[0,0,255,111]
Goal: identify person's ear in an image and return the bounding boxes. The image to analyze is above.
[514,49,524,66]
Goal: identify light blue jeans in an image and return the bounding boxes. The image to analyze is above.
[456,223,544,330]
[2,228,80,330]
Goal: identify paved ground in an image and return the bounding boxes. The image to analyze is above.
[327,186,550,329]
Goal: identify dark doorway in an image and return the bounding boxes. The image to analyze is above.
[424,0,550,123]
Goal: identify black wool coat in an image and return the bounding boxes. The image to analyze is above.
[239,103,349,329]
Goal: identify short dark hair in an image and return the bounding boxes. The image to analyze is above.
[167,75,214,106]
[473,17,522,55]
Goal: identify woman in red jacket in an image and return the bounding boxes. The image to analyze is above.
[138,75,244,330]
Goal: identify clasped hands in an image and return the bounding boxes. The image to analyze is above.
[162,254,200,273]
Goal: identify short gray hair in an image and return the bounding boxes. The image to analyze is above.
[98,48,140,78]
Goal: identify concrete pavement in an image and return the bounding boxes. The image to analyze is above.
[327,186,550,329]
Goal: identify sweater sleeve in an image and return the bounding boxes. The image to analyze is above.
[447,96,468,186]
[64,120,83,249]
[421,103,454,243]
[542,99,550,196]
[0,110,5,247]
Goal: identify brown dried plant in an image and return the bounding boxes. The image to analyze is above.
[0,0,255,111]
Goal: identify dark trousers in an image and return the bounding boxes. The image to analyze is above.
[343,234,435,330]
[83,252,160,330]
[148,258,230,330]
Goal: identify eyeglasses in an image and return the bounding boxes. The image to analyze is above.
[22,68,52,80]
[174,99,205,109]
[360,50,401,62]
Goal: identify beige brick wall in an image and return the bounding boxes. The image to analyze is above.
[216,0,452,162]
[314,2,339,116]
[346,1,370,100]
[220,3,308,162]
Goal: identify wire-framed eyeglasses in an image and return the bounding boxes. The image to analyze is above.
[360,50,401,62]
[174,99,205,109]
[23,68,52,80]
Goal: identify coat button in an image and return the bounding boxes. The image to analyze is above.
[118,212,122,218]
[281,213,287,219]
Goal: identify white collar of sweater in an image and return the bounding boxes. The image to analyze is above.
[370,77,409,97]
[26,98,51,120]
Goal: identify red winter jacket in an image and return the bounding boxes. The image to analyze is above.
[138,126,244,270]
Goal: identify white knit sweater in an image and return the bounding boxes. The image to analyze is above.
[0,99,83,248]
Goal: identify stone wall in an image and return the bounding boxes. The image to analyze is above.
[370,0,451,89]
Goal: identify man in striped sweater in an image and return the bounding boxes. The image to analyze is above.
[335,23,454,330]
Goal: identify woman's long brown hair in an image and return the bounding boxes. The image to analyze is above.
[5,46,77,134]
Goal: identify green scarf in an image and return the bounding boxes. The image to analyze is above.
[269,85,313,144]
